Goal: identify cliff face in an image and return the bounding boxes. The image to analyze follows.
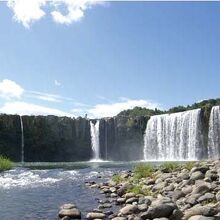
[0,114,21,161]
[99,116,148,161]
[0,115,92,162]
[23,116,92,162]
[0,106,214,162]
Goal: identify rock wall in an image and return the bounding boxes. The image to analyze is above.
[0,106,215,162]
[0,115,92,162]
[99,116,149,161]
[0,114,21,161]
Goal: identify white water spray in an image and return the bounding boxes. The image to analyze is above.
[90,120,101,161]
[143,109,202,161]
[208,106,220,159]
[20,116,24,163]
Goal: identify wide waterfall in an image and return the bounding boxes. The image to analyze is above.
[90,120,101,161]
[20,116,24,163]
[143,109,203,161]
[208,106,220,159]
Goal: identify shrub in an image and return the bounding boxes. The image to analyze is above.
[134,163,154,179]
[0,155,12,171]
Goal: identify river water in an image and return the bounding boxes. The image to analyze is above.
[0,161,141,220]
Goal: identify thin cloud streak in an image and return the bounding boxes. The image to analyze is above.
[0,101,75,117]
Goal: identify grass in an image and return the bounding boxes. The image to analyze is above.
[159,162,180,172]
[134,163,155,179]
[127,184,154,196]
[183,161,195,171]
[0,156,13,171]
[112,174,123,184]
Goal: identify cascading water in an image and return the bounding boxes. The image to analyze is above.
[20,115,24,163]
[208,106,220,159]
[143,109,203,161]
[90,120,101,161]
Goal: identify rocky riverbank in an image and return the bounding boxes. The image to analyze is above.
[58,160,220,220]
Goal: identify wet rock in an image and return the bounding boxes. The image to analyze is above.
[59,207,81,219]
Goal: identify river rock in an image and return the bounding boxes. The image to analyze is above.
[86,212,106,219]
[126,197,138,204]
[197,193,215,203]
[59,207,81,219]
[216,192,220,201]
[190,171,205,181]
[140,203,175,219]
[184,206,218,219]
[188,216,219,220]
[112,217,127,220]
[119,204,138,215]
[192,184,210,195]
[124,193,136,199]
[172,190,185,201]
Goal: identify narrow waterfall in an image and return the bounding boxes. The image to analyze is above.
[143,109,202,161]
[208,106,220,159]
[20,116,24,163]
[90,120,101,161]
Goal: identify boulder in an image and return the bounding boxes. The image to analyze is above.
[190,171,205,181]
[119,204,139,215]
[184,206,218,219]
[59,208,81,219]
[86,212,106,219]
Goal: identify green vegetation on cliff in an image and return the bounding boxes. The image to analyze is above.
[117,98,220,117]
[0,155,12,171]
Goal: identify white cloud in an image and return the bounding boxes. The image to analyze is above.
[0,101,74,117]
[54,80,61,86]
[86,98,160,118]
[51,0,102,25]
[7,0,46,28]
[6,0,104,28]
[0,79,24,99]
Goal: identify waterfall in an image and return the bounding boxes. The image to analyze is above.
[90,120,101,161]
[20,116,24,163]
[208,106,220,159]
[143,109,202,161]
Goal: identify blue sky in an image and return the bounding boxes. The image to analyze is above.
[0,1,220,118]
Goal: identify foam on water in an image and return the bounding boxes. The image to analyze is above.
[0,169,78,189]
